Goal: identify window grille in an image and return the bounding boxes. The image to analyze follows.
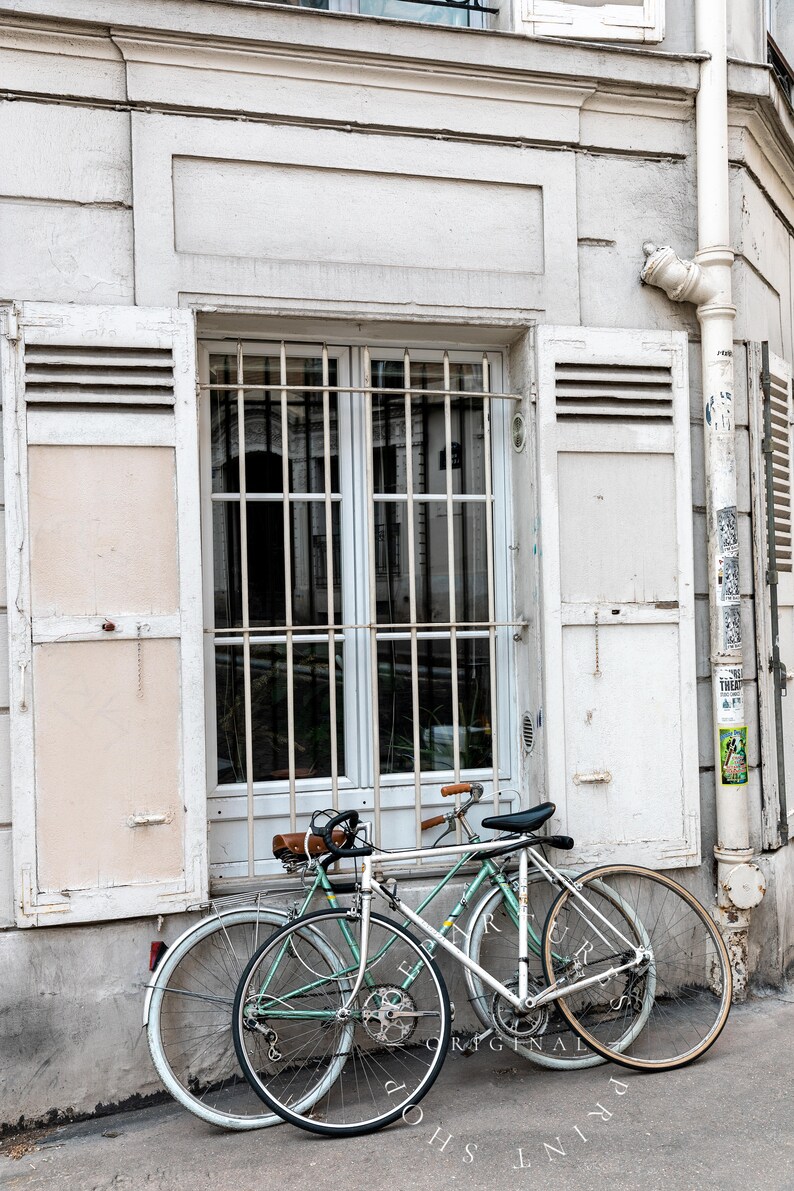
[202,340,520,879]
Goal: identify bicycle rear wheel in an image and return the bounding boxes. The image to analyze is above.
[146,906,289,1129]
[466,879,604,1069]
[542,865,732,1071]
[233,910,451,1136]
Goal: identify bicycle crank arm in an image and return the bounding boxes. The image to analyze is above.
[459,1027,494,1056]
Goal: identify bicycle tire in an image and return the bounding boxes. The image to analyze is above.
[542,864,732,1071]
[233,909,451,1137]
[146,905,290,1129]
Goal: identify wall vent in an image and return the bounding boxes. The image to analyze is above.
[511,412,527,452]
[555,362,673,422]
[23,345,176,406]
[521,712,535,754]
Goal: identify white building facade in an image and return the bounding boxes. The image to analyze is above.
[0,0,793,1126]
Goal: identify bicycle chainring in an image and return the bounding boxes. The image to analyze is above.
[361,985,419,1046]
[491,977,549,1043]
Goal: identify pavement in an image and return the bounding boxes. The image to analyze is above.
[1,992,793,1191]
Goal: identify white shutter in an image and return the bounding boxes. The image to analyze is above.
[521,0,664,42]
[0,303,207,926]
[748,343,794,848]
[536,325,698,867]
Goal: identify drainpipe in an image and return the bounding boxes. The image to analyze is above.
[641,0,764,998]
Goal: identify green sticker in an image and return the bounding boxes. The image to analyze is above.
[719,726,748,786]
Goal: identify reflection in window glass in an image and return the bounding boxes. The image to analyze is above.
[378,637,492,773]
[216,644,345,785]
[374,500,488,625]
[372,360,486,497]
[210,355,338,495]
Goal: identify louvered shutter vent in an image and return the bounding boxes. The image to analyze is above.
[24,345,175,406]
[769,370,792,572]
[555,363,673,422]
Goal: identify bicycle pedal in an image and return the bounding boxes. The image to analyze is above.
[460,1026,492,1056]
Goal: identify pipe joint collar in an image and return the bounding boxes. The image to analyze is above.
[640,242,718,306]
[720,861,766,910]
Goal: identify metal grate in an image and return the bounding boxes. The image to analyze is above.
[23,345,175,406]
[522,711,534,754]
[511,411,527,452]
[554,362,673,422]
[769,370,793,572]
[204,340,522,878]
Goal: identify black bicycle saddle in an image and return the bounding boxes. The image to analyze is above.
[480,802,556,833]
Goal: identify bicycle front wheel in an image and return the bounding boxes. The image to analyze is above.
[146,906,289,1129]
[542,865,732,1071]
[233,910,451,1136]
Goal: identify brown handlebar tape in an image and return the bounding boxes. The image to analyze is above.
[440,782,472,797]
[421,814,446,831]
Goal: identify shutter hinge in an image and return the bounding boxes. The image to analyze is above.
[3,310,19,343]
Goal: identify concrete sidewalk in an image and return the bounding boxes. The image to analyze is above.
[1,993,793,1191]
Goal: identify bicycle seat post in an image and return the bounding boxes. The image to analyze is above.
[517,844,530,1006]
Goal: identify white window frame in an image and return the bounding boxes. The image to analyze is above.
[521,0,664,43]
[199,337,517,882]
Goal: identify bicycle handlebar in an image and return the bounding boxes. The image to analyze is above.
[440,782,473,797]
[420,814,446,831]
[311,809,373,858]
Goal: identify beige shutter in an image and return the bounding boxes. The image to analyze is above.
[521,0,664,42]
[0,303,207,926]
[536,325,699,867]
[748,343,794,848]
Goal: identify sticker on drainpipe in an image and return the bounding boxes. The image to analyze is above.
[721,604,742,651]
[716,664,744,725]
[719,726,748,786]
[717,505,739,554]
[716,555,740,605]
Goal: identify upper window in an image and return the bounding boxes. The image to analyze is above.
[521,0,664,43]
[768,3,794,89]
[283,0,494,29]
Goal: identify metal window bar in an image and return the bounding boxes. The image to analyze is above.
[403,350,424,851]
[322,344,340,819]
[280,344,298,839]
[205,341,520,878]
[235,342,257,879]
[364,346,383,847]
[482,353,501,823]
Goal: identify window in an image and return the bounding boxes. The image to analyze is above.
[768,3,794,97]
[278,0,495,29]
[521,0,664,43]
[201,340,516,880]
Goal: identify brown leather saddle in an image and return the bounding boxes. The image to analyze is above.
[272,828,346,864]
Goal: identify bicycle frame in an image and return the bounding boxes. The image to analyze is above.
[351,830,647,1016]
[244,831,538,1019]
[244,830,647,1027]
